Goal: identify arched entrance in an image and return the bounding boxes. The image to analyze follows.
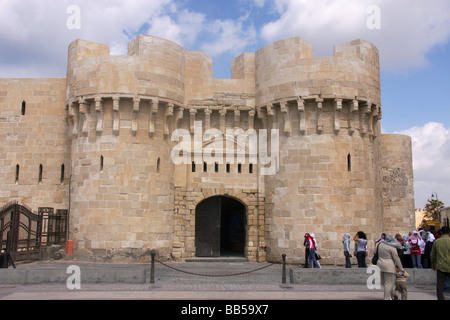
[195,196,246,257]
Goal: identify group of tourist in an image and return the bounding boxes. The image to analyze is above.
[347,227,450,300]
[303,226,450,300]
[343,229,440,270]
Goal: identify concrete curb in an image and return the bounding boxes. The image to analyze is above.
[0,262,437,286]
[289,268,436,285]
[0,265,151,284]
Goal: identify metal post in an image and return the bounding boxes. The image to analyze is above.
[282,254,286,284]
[150,250,156,284]
[8,231,15,269]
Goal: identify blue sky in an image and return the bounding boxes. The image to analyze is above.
[1,0,449,209]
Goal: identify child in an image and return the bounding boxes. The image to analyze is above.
[394,269,410,300]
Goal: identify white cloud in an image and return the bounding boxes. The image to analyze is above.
[1,0,448,78]
[260,0,450,72]
[396,122,450,208]
[253,0,266,7]
[0,0,174,77]
[147,9,257,58]
[146,9,205,48]
[0,0,258,78]
[201,15,257,57]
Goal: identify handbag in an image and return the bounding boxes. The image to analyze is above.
[315,251,321,260]
[371,243,379,265]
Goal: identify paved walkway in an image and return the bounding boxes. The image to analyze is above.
[0,260,443,301]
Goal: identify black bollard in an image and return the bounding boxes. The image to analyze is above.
[282,254,286,284]
[1,232,16,269]
[0,254,7,269]
[150,250,156,284]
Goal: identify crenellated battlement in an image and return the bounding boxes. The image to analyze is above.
[254,37,381,108]
[67,93,380,140]
[258,95,381,138]
[66,35,381,141]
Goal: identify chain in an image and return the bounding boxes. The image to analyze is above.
[154,258,280,278]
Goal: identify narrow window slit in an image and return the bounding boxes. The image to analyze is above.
[347,154,352,172]
[21,101,26,115]
[38,164,43,183]
[60,164,65,183]
[15,164,20,183]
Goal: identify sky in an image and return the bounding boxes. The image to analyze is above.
[1,0,449,209]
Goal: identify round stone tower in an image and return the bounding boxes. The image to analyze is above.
[254,38,385,264]
[66,36,184,261]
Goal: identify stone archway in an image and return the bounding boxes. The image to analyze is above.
[195,195,246,257]
[172,187,266,262]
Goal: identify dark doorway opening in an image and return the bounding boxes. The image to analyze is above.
[195,196,246,257]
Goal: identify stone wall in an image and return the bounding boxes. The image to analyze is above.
[381,134,415,235]
[262,99,384,265]
[0,78,70,210]
[68,97,175,262]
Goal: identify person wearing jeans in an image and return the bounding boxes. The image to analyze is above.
[306,233,321,268]
[343,233,352,268]
[354,231,368,268]
[409,231,423,269]
[431,226,450,300]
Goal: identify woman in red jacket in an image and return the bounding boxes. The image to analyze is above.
[306,233,321,268]
[409,231,423,269]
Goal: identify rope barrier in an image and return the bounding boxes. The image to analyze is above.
[154,258,279,278]
[149,251,287,284]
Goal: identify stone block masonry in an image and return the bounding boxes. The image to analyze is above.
[0,35,415,264]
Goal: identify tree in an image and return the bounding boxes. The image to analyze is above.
[424,194,445,221]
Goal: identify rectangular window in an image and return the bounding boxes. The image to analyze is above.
[60,164,65,184]
[38,164,43,183]
[347,154,352,172]
[15,164,20,183]
[21,101,26,116]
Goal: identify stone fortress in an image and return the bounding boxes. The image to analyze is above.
[0,34,415,264]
